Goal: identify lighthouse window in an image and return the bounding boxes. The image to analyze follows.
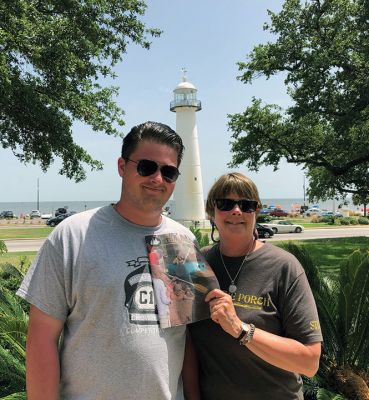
[194,177,197,181]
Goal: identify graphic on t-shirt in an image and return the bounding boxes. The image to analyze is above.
[124,260,159,326]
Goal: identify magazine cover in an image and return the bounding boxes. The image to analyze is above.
[145,233,219,329]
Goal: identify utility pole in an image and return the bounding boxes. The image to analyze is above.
[37,178,40,211]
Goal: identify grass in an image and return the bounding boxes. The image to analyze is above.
[0,227,53,240]
[0,251,37,266]
[275,236,369,275]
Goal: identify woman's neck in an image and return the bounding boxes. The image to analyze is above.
[219,237,255,257]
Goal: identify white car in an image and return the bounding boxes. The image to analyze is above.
[261,220,304,234]
[29,210,41,219]
[304,208,321,217]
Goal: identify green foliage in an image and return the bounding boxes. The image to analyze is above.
[358,217,369,225]
[0,285,27,397]
[228,0,369,202]
[256,214,271,223]
[282,243,369,399]
[0,0,161,181]
[189,226,210,248]
[0,241,7,255]
[340,218,350,225]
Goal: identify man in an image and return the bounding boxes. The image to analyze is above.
[17,121,195,399]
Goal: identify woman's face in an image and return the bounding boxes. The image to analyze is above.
[213,193,256,240]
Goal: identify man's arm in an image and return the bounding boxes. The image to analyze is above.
[26,305,64,400]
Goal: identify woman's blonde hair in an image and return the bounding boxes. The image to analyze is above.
[206,172,262,219]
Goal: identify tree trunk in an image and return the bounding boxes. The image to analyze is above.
[328,367,369,400]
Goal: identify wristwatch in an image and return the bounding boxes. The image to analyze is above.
[238,323,255,345]
[236,322,249,342]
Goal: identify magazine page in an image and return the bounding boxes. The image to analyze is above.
[145,233,219,329]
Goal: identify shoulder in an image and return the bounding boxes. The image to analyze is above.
[161,216,196,241]
[257,243,305,277]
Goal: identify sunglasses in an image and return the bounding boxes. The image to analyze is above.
[215,198,258,213]
[125,158,180,183]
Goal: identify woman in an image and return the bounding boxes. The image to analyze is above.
[186,172,322,400]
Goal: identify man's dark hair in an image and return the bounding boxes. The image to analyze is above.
[121,121,184,166]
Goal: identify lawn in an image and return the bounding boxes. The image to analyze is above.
[275,236,369,275]
[0,251,36,268]
[0,227,53,240]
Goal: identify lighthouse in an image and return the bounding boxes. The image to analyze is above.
[170,69,205,223]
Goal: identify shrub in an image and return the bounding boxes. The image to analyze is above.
[256,214,271,223]
[340,218,350,225]
[189,226,210,248]
[358,217,369,225]
[349,217,358,225]
[0,240,7,255]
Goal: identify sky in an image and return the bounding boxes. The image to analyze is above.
[1,0,307,203]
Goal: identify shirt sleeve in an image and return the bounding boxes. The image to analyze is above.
[280,269,323,344]
[16,237,69,321]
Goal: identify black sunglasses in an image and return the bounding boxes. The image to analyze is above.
[125,158,180,183]
[215,198,258,213]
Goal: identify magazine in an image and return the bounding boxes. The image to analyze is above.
[145,233,219,329]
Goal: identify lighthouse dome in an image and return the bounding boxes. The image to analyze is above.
[175,80,197,91]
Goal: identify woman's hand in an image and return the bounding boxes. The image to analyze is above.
[205,289,242,338]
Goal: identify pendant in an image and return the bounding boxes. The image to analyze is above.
[229,284,237,294]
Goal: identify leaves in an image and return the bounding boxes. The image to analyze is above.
[0,0,161,180]
[229,0,369,201]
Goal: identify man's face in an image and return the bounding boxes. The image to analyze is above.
[118,140,179,214]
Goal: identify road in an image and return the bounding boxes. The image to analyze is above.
[4,227,369,252]
[266,226,369,241]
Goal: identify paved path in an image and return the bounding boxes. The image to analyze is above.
[4,227,369,252]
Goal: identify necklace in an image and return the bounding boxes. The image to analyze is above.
[219,240,255,297]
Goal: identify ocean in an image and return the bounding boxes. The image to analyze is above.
[0,198,357,218]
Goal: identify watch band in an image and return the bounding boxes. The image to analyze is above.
[239,323,255,345]
[236,322,248,341]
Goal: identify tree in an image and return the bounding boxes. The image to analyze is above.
[228,0,369,201]
[0,0,160,181]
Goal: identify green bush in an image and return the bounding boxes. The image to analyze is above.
[256,214,271,223]
[340,217,350,225]
[358,217,369,225]
[0,240,7,255]
[189,226,210,248]
[349,217,358,225]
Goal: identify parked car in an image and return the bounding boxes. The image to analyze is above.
[41,213,52,219]
[55,207,68,216]
[320,211,343,218]
[30,210,41,219]
[261,220,304,234]
[46,213,72,227]
[0,211,14,219]
[256,223,274,239]
[268,208,289,217]
[304,208,321,217]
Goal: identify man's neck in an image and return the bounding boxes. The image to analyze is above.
[113,201,163,227]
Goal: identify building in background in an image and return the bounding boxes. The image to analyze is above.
[170,70,205,225]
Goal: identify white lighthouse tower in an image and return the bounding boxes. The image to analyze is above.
[170,69,205,223]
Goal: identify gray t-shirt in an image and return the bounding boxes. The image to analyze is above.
[17,205,195,400]
[189,242,323,400]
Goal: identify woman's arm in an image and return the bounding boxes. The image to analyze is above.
[206,289,321,377]
[26,305,64,400]
[182,329,201,400]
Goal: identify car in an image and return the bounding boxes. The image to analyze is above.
[41,213,53,219]
[46,213,72,227]
[304,208,321,217]
[0,210,14,219]
[320,211,343,218]
[55,207,68,216]
[268,208,289,217]
[30,210,41,219]
[256,223,274,239]
[261,220,304,234]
